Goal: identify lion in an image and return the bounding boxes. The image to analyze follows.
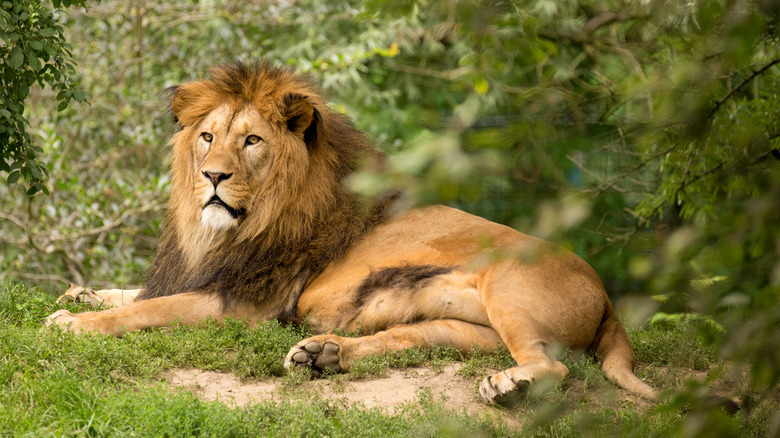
[46,61,657,404]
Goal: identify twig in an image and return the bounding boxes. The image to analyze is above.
[389,64,473,82]
[0,271,72,286]
[566,153,628,192]
[590,145,677,196]
[584,10,635,34]
[37,202,163,242]
[0,211,26,230]
[708,58,780,118]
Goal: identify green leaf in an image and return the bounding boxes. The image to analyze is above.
[38,28,56,38]
[29,40,42,51]
[27,53,42,72]
[13,83,29,99]
[7,170,20,184]
[42,43,56,56]
[0,109,10,119]
[57,101,68,111]
[8,46,23,68]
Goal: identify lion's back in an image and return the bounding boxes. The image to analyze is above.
[339,205,527,267]
[304,204,581,291]
[297,205,609,341]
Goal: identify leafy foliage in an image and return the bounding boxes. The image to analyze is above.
[0,0,89,195]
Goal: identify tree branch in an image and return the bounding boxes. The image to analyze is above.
[36,202,163,242]
[708,57,780,118]
[0,211,27,230]
[583,11,634,34]
[538,10,646,45]
[0,271,72,286]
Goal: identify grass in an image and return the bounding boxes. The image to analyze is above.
[0,280,777,437]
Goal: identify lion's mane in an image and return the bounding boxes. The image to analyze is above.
[142,61,394,321]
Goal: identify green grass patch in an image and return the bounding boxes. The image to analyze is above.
[1,280,778,437]
[1,372,512,437]
[347,344,515,379]
[1,291,310,385]
[629,320,720,370]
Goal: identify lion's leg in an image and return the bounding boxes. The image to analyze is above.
[56,285,143,307]
[45,292,260,336]
[475,265,580,405]
[476,307,571,404]
[284,319,501,376]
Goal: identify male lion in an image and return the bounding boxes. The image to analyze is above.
[47,61,657,404]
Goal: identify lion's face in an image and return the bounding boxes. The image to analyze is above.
[191,104,275,231]
[165,63,335,267]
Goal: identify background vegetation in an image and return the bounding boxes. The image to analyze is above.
[1,0,779,435]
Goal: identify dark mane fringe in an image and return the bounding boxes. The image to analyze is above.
[353,264,455,308]
[142,61,397,320]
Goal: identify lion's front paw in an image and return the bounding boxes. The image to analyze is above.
[478,371,531,406]
[44,309,86,333]
[284,338,343,377]
[56,285,101,305]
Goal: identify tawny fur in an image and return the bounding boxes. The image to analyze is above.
[46,61,657,403]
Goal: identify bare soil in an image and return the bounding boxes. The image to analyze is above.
[166,364,660,430]
[168,364,496,415]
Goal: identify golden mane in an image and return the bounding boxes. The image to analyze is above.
[142,61,394,320]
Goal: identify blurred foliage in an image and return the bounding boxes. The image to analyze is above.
[1,0,779,435]
[0,0,90,195]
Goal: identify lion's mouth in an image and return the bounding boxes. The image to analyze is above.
[204,196,245,219]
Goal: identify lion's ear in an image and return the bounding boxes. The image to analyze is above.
[282,93,319,146]
[166,85,182,126]
[168,82,215,128]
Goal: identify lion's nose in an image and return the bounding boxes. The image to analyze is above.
[203,171,232,186]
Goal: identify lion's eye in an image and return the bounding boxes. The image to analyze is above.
[245,135,262,146]
[201,132,213,142]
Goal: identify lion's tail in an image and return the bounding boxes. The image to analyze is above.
[592,305,658,400]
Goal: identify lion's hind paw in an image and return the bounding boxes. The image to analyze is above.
[478,371,530,407]
[284,340,342,378]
